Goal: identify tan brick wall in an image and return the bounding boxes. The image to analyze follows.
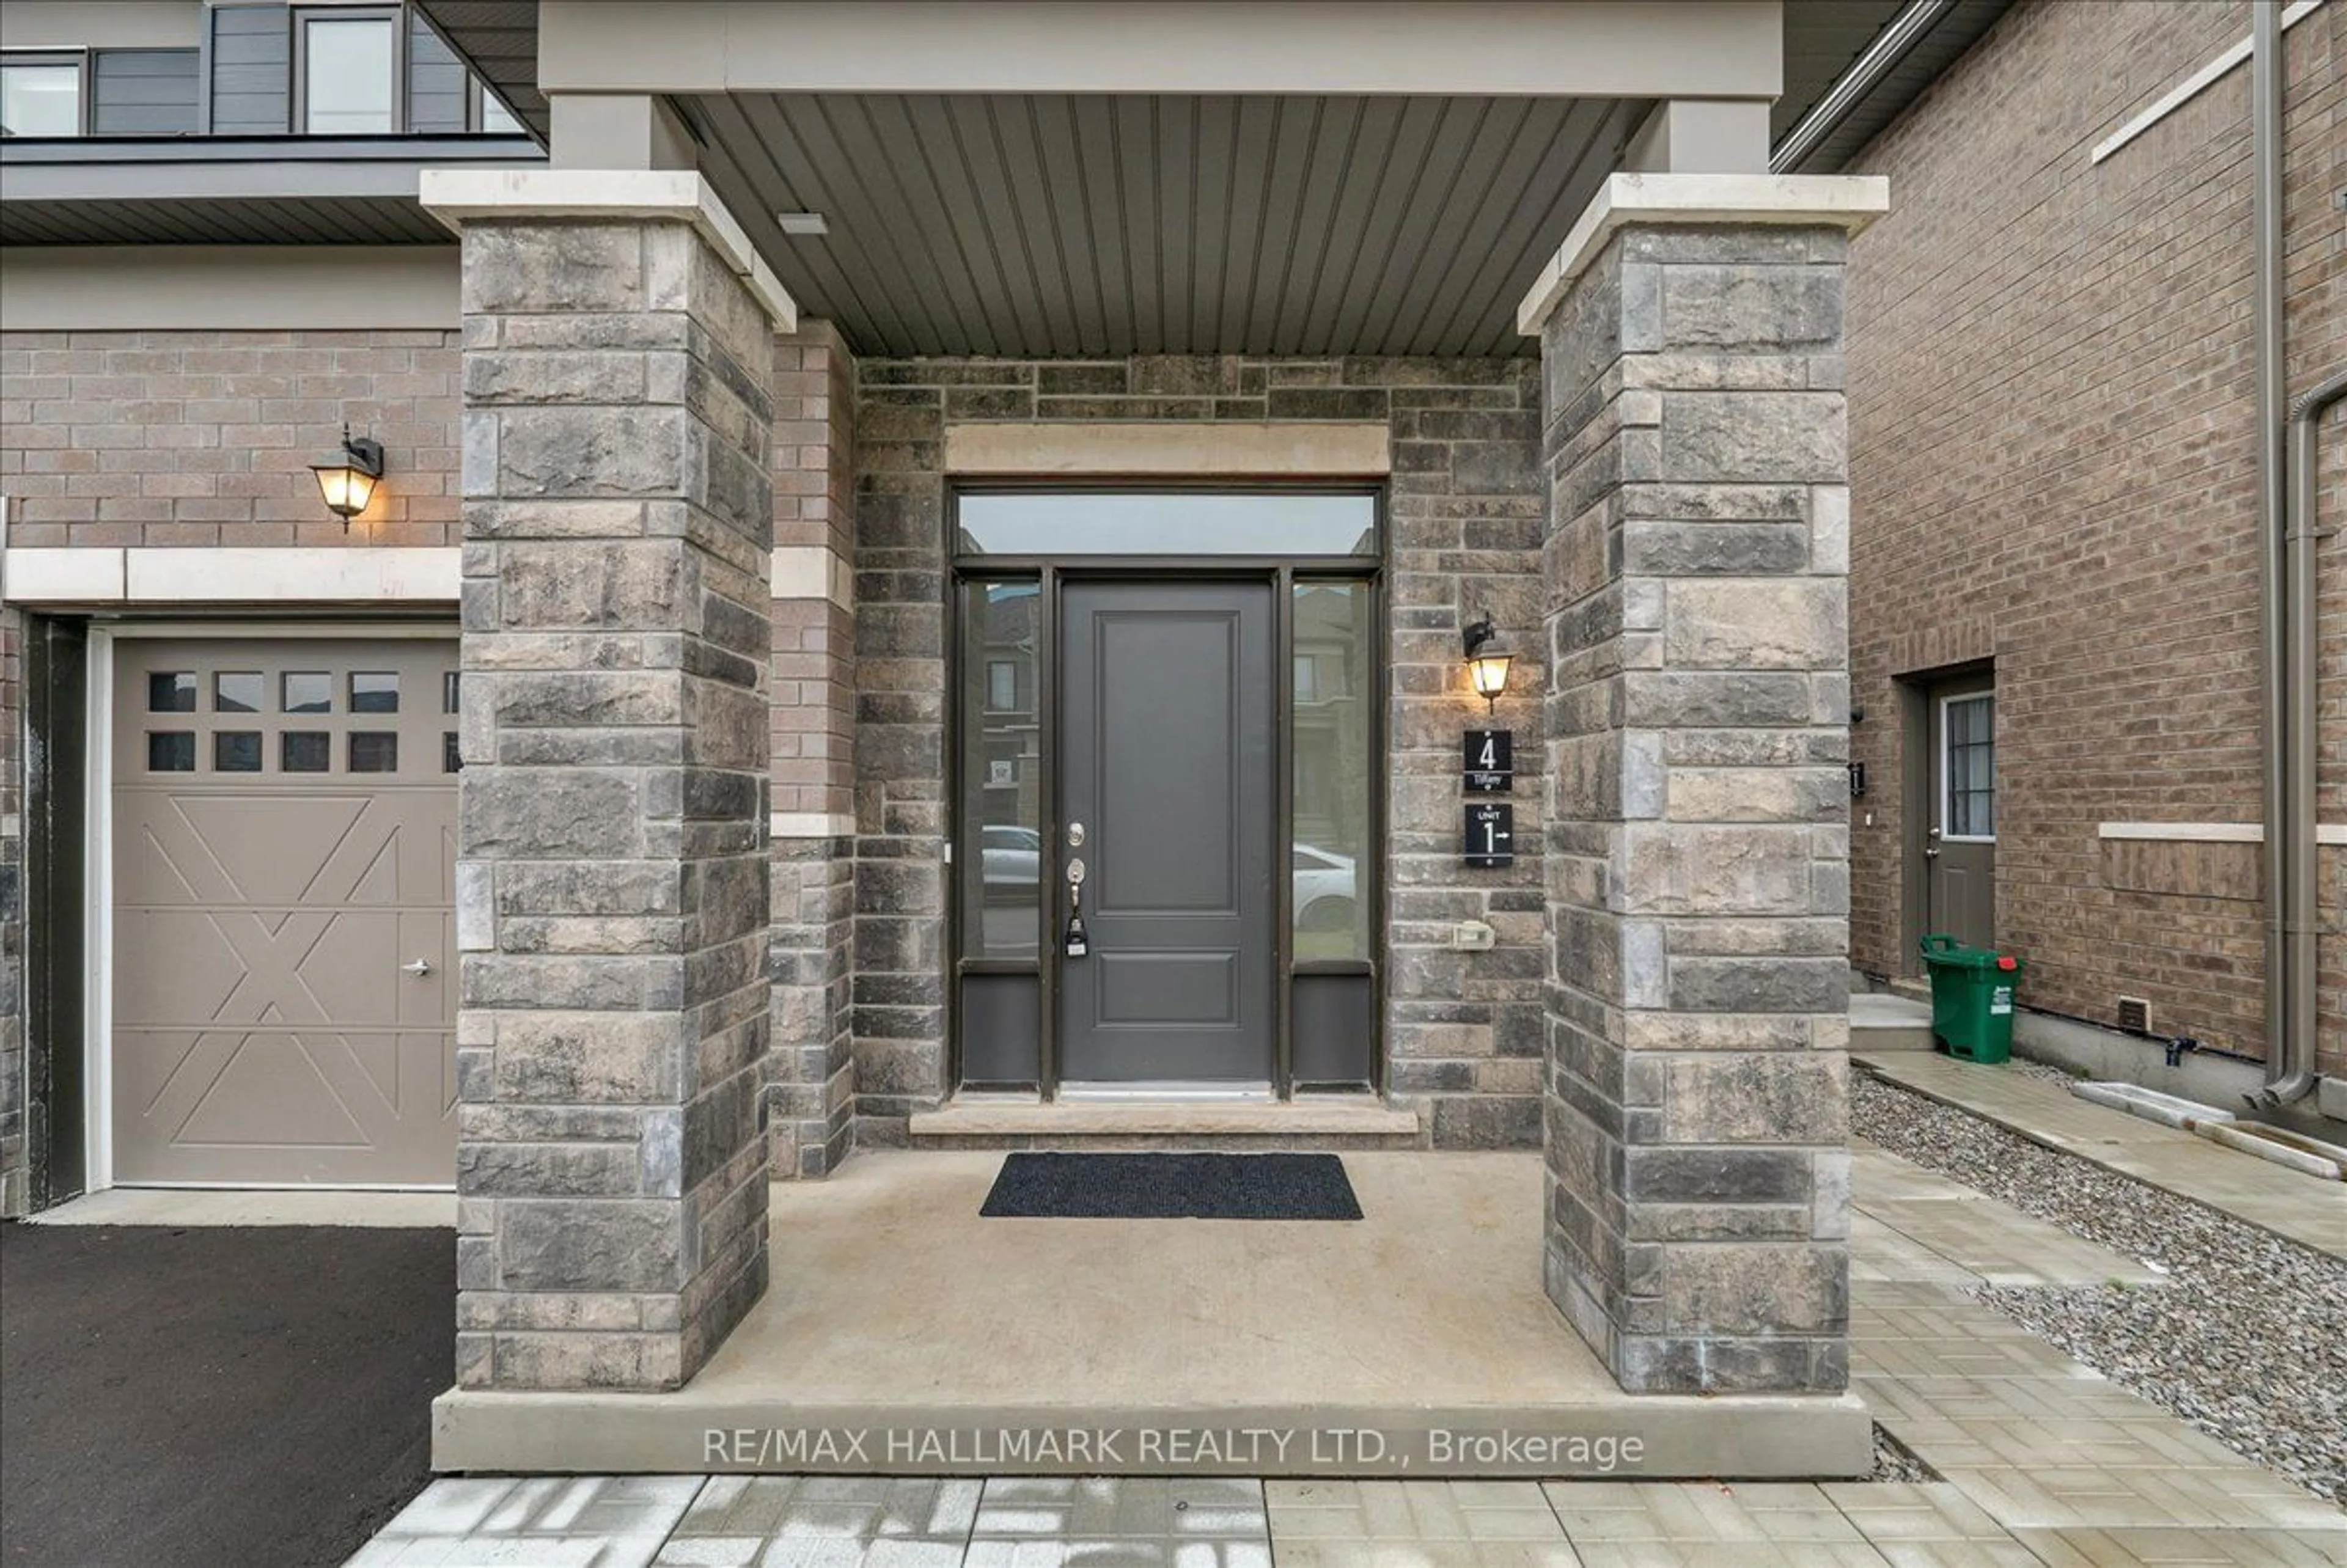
[1845,0,2346,1079]
[0,329,460,544]
[768,322,856,822]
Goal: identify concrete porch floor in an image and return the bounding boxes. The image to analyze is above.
[433,1153,1870,1479]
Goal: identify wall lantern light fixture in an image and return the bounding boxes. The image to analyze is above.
[1463,617,1513,711]
[310,424,385,526]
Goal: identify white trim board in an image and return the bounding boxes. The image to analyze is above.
[2099,821,2347,846]
[2092,0,2324,164]
[1,547,459,606]
[771,811,857,840]
[772,546,853,608]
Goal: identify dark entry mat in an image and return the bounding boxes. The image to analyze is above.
[980,1152,1364,1219]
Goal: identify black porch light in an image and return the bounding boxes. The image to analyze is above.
[310,424,386,526]
[1463,617,1513,711]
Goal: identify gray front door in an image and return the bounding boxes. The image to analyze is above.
[1059,581,1276,1085]
[1925,676,1996,949]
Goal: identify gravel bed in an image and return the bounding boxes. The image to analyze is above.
[1853,1071,2347,1507]
[1868,1424,1939,1483]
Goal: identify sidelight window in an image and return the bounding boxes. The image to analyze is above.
[959,580,1043,962]
[1292,581,1373,962]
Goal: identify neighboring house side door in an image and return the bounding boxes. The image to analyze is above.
[1924,676,1996,949]
[1057,580,1277,1086]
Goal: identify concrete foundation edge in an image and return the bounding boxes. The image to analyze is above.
[429,1392,1875,1479]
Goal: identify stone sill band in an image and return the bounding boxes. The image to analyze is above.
[943,420,1392,477]
[417,167,799,329]
[1516,170,1892,335]
[2100,821,2347,847]
[0,545,460,606]
[2,546,856,609]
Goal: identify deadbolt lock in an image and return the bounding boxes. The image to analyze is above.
[1067,821,1086,848]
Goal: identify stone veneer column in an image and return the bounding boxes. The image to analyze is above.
[1530,174,1888,1394]
[427,170,794,1389]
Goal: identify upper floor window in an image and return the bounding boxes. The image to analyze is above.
[476,82,522,134]
[300,10,396,134]
[1,53,84,137]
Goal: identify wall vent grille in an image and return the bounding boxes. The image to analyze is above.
[2117,996,2151,1034]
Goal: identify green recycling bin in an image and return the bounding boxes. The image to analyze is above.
[1917,934,2022,1063]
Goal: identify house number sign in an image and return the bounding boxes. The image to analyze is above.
[1463,728,1513,792]
[1463,802,1515,868]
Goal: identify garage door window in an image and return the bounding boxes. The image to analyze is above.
[149,672,196,712]
[131,650,454,778]
[214,733,263,772]
[284,673,332,713]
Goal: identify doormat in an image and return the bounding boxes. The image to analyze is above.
[979,1152,1363,1220]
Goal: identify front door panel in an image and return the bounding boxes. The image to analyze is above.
[1059,582,1275,1084]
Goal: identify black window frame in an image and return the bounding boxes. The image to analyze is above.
[944,482,1389,1101]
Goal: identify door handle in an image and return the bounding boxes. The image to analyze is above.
[401,959,435,977]
[1925,826,1942,860]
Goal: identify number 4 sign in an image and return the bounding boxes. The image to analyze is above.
[1464,728,1513,792]
[1463,802,1514,868]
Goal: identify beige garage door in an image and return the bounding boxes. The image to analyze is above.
[112,638,460,1187]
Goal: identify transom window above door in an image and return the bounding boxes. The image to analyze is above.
[956,491,1377,557]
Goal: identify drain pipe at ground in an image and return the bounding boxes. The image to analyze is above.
[2264,365,2347,1107]
[2252,0,2293,1104]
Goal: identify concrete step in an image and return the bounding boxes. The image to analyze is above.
[1851,992,1936,1052]
[906,1094,1425,1149]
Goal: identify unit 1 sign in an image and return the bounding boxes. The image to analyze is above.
[1463,802,1514,868]
[1464,728,1513,792]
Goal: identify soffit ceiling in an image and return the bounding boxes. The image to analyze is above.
[690,91,1647,359]
[413,0,2006,357]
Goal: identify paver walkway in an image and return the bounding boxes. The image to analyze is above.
[347,1132,2345,1567]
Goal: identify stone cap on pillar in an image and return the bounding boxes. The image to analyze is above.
[1516,171,1890,335]
[418,166,798,329]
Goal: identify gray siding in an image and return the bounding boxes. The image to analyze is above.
[208,4,291,135]
[90,49,200,135]
[406,11,466,134]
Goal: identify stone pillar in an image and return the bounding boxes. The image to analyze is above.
[1527,174,1888,1394]
[426,169,796,1390]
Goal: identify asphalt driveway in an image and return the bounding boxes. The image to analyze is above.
[1,1220,453,1568]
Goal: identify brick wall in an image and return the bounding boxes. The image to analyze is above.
[0,318,857,1204]
[0,329,460,544]
[1843,0,2346,1079]
[851,356,1547,1148]
[767,322,858,1178]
